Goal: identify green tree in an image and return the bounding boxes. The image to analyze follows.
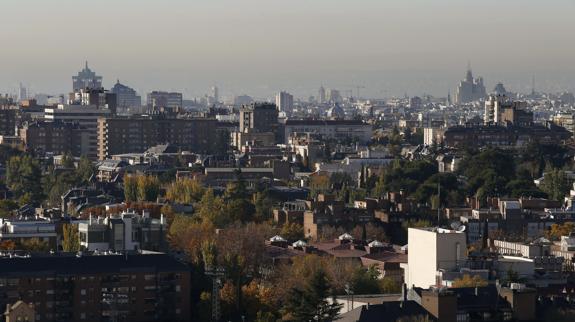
[136,175,160,202]
[280,223,305,242]
[6,155,43,204]
[123,175,138,202]
[75,155,95,184]
[62,223,80,252]
[0,200,18,219]
[197,189,228,227]
[350,266,381,294]
[541,167,570,201]
[165,178,205,204]
[60,152,75,168]
[283,268,342,322]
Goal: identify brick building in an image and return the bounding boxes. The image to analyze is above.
[0,252,191,322]
[97,115,217,160]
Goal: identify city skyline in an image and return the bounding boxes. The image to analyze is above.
[1,0,574,99]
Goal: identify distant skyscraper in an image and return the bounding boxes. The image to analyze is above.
[19,83,27,101]
[327,89,342,103]
[275,91,294,113]
[146,91,183,112]
[454,65,486,104]
[111,80,142,113]
[318,86,326,104]
[72,61,103,91]
[493,82,508,96]
[211,85,219,104]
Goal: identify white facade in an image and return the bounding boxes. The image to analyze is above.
[44,104,111,159]
[404,227,467,289]
[275,91,294,113]
[284,120,372,144]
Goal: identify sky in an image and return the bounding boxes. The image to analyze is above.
[1,0,574,100]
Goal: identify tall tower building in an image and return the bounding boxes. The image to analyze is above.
[454,64,486,104]
[318,86,326,104]
[275,91,294,113]
[72,61,103,91]
[111,80,142,113]
[19,83,27,101]
[211,86,219,104]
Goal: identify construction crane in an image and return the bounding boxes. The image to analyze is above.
[205,265,226,322]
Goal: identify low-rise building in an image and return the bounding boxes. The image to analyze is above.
[78,210,167,252]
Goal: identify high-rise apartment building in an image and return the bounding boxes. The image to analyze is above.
[233,103,279,147]
[146,91,183,112]
[44,104,112,159]
[484,95,531,126]
[72,61,103,91]
[19,121,89,156]
[97,115,217,160]
[0,252,191,322]
[275,91,294,113]
[111,80,142,113]
[0,108,17,136]
[318,86,326,104]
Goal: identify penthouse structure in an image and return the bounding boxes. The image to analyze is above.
[78,210,167,252]
[0,252,191,322]
[284,119,372,144]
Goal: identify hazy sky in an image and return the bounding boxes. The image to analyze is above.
[1,0,574,99]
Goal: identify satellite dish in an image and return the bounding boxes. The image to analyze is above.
[450,222,461,230]
[458,225,466,232]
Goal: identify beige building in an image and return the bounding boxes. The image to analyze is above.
[4,301,35,322]
[403,227,467,289]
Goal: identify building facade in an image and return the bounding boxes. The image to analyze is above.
[275,91,294,113]
[284,120,372,144]
[0,108,17,136]
[19,121,89,157]
[44,105,112,159]
[78,210,167,252]
[146,91,183,112]
[97,115,218,160]
[0,252,191,322]
[111,80,142,114]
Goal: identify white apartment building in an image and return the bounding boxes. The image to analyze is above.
[44,104,111,159]
[403,227,467,289]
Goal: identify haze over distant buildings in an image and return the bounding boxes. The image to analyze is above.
[1,0,575,98]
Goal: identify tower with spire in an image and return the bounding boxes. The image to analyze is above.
[72,61,103,91]
[454,62,486,104]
